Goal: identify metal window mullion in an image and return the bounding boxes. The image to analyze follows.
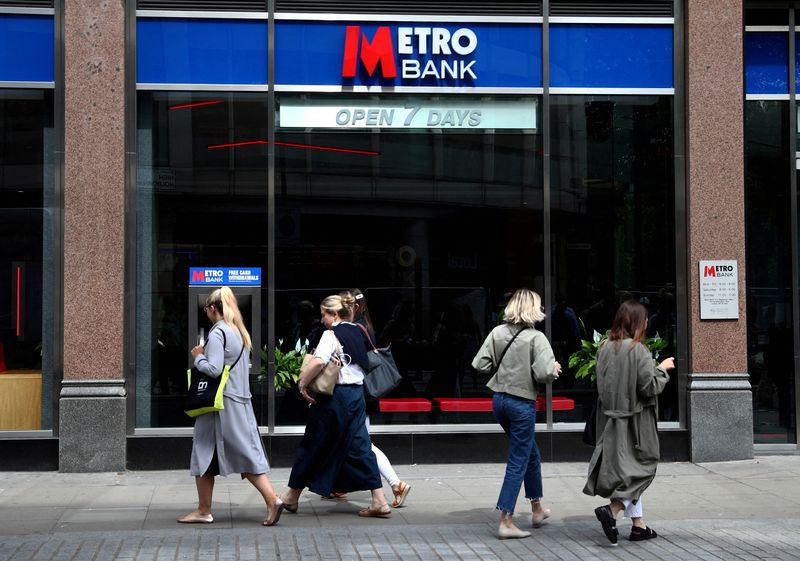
[267,0,276,434]
[672,0,688,429]
[543,0,553,430]
[789,7,800,447]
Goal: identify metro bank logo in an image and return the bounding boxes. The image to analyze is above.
[703,264,735,278]
[341,25,479,81]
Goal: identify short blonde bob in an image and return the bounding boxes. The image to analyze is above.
[503,288,546,326]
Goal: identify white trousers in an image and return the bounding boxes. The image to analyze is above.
[366,417,400,487]
[615,497,643,518]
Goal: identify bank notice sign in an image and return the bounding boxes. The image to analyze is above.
[699,260,738,320]
[279,98,536,130]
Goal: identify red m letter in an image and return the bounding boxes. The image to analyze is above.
[192,270,205,283]
[342,26,397,78]
[703,265,716,277]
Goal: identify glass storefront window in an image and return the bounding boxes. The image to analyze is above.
[745,100,795,444]
[275,94,543,426]
[135,91,268,428]
[550,95,677,423]
[0,89,56,431]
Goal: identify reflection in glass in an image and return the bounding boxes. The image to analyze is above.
[550,95,676,422]
[0,89,55,430]
[745,100,795,444]
[275,94,543,426]
[135,91,268,428]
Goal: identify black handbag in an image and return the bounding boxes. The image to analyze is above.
[583,401,597,446]
[184,329,245,417]
[356,323,402,399]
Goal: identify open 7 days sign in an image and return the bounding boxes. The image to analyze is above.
[699,260,739,320]
[279,98,537,130]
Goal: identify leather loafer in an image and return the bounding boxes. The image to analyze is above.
[531,508,551,528]
[497,526,531,539]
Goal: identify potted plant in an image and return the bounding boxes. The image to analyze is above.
[258,339,309,391]
[568,331,667,382]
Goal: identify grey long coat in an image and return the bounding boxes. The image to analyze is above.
[190,320,269,477]
[583,339,668,501]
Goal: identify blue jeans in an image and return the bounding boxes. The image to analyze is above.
[493,392,542,514]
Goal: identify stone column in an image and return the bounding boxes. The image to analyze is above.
[686,0,753,462]
[59,0,127,472]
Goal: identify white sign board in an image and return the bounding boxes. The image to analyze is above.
[699,260,739,320]
[279,98,536,130]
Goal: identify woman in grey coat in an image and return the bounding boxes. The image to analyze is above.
[472,288,561,540]
[178,286,284,526]
[584,299,674,544]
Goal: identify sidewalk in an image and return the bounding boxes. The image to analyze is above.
[1,456,800,560]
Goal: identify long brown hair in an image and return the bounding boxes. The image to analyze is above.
[608,299,647,350]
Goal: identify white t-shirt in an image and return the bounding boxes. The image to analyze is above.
[314,326,365,385]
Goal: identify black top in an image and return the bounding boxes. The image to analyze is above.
[332,322,372,372]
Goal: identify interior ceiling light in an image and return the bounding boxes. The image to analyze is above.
[169,100,225,111]
[207,140,379,156]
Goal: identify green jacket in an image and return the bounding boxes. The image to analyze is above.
[472,323,559,401]
[583,339,669,501]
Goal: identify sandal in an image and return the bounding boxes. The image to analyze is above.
[321,492,348,501]
[279,492,299,514]
[357,503,392,518]
[391,481,411,508]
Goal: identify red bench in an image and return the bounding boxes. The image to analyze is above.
[433,396,575,412]
[379,397,432,413]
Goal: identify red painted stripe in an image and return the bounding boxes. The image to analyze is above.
[207,140,269,149]
[168,100,225,111]
[206,139,379,156]
[274,141,379,156]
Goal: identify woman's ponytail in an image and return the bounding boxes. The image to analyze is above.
[219,286,252,350]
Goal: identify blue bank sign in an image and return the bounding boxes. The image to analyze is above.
[189,267,262,286]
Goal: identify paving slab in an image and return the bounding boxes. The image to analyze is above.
[1,457,800,560]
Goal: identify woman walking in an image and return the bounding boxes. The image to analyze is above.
[322,289,411,508]
[179,287,284,526]
[280,294,392,518]
[472,288,561,539]
[584,299,674,545]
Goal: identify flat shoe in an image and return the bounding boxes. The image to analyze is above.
[177,512,214,524]
[594,505,618,545]
[531,508,551,528]
[497,526,531,539]
[357,504,392,518]
[629,526,658,541]
[321,492,348,501]
[263,500,285,526]
[391,481,411,508]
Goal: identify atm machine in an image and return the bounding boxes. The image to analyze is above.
[187,267,262,381]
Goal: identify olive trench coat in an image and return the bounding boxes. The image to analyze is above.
[583,339,669,502]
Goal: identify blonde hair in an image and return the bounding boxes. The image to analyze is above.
[205,287,252,350]
[321,294,356,321]
[503,288,546,326]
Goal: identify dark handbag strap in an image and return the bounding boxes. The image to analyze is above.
[209,326,246,369]
[354,322,378,351]
[493,326,528,376]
